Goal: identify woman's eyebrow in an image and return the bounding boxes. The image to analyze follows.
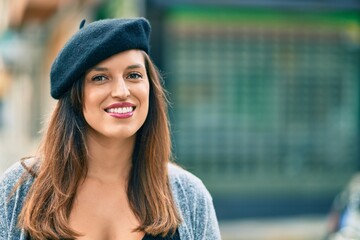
[126,64,144,70]
[87,64,145,73]
[88,66,109,72]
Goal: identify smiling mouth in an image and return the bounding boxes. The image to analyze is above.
[105,106,135,114]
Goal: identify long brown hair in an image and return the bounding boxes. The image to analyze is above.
[18,52,181,239]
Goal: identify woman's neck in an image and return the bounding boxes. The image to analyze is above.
[85,131,136,183]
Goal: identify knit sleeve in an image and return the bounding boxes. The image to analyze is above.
[0,162,22,240]
[188,175,221,239]
[0,160,35,239]
[168,164,221,240]
[0,172,9,239]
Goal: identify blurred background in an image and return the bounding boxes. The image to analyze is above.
[0,0,359,239]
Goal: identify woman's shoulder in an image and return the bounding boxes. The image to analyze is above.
[168,163,204,186]
[0,158,37,193]
[0,158,37,239]
[167,163,221,240]
[168,162,212,200]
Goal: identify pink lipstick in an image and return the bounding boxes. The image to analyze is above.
[104,102,135,119]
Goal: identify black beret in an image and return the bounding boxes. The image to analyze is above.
[50,17,151,99]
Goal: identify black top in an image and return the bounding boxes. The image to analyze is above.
[142,229,180,240]
[27,229,181,240]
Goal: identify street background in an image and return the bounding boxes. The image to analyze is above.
[1,0,360,239]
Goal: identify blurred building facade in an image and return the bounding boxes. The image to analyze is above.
[0,0,360,222]
[145,0,360,219]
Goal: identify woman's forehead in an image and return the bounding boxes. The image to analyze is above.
[89,50,146,70]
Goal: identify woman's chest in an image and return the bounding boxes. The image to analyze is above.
[68,181,144,240]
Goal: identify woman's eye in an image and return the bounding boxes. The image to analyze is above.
[127,72,143,79]
[92,75,108,82]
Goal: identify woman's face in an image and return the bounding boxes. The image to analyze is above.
[83,50,149,140]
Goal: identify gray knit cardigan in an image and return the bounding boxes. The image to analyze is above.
[0,160,221,239]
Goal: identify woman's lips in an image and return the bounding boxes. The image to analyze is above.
[104,102,136,119]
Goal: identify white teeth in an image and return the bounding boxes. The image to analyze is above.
[107,107,133,114]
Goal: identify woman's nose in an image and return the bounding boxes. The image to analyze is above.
[111,78,130,99]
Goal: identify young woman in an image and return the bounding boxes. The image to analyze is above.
[0,18,221,240]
